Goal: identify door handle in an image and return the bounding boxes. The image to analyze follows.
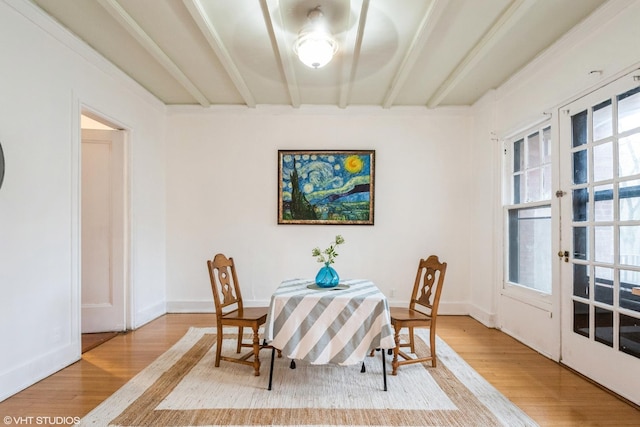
[557,250,569,262]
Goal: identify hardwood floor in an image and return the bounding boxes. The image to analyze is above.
[0,314,638,426]
[81,332,119,353]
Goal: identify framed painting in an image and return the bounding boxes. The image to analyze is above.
[278,150,375,225]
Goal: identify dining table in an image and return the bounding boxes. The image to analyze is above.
[263,278,395,390]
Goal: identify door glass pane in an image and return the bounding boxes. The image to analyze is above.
[619,179,640,221]
[594,307,613,347]
[594,266,613,305]
[620,269,640,312]
[620,314,640,358]
[573,226,588,260]
[573,188,589,221]
[620,226,640,267]
[573,149,588,184]
[574,300,589,337]
[573,264,589,298]
[594,184,613,222]
[593,99,613,141]
[572,110,588,147]
[618,133,640,177]
[508,206,551,292]
[594,226,613,264]
[618,87,640,133]
[593,142,613,182]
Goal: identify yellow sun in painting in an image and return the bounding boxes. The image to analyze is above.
[344,155,364,174]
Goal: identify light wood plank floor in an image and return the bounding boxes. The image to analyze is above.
[0,314,638,426]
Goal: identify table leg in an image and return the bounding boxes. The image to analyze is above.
[267,347,275,391]
[381,349,387,391]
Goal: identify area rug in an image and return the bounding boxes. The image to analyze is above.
[76,328,538,427]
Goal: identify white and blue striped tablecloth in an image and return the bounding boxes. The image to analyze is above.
[263,278,395,366]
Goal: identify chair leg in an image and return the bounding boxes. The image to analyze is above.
[251,326,261,376]
[215,326,223,368]
[430,326,437,368]
[392,326,400,375]
[409,326,415,353]
[237,326,243,353]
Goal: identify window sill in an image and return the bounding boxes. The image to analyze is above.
[501,282,553,313]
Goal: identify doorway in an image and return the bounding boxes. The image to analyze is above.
[80,113,128,338]
[558,70,640,404]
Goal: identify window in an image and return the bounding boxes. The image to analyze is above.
[505,124,552,293]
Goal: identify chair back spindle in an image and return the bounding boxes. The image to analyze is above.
[208,254,244,318]
[410,256,446,317]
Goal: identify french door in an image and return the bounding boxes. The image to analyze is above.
[559,70,640,404]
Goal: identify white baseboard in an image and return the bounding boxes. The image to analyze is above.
[0,342,78,403]
[467,304,497,328]
[167,301,214,313]
[133,301,166,329]
[167,300,476,316]
[166,299,275,313]
[435,301,471,315]
[498,326,555,360]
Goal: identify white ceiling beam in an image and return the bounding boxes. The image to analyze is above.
[96,0,210,107]
[183,0,256,108]
[426,0,535,108]
[261,0,301,108]
[338,0,369,109]
[382,0,449,109]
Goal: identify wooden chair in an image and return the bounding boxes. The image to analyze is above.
[207,253,271,376]
[389,255,447,375]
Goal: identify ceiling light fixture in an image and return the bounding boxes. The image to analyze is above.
[293,7,338,69]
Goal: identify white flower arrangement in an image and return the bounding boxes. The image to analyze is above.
[311,235,345,265]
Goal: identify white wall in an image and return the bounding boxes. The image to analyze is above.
[3,0,638,405]
[469,0,640,359]
[165,107,473,314]
[0,0,167,401]
[467,92,501,327]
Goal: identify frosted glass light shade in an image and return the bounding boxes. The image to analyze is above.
[293,8,338,69]
[294,32,338,68]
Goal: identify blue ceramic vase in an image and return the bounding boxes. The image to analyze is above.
[315,263,340,288]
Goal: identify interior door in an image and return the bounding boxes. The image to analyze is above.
[81,129,126,333]
[559,71,640,404]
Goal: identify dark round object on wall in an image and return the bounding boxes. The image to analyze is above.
[0,142,4,190]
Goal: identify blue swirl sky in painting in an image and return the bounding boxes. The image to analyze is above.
[281,152,371,205]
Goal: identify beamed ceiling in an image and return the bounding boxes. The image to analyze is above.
[30,0,608,109]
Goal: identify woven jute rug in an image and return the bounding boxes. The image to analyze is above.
[76,328,537,427]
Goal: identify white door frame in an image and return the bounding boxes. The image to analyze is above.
[78,107,132,336]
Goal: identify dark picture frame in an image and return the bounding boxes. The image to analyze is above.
[278,150,375,225]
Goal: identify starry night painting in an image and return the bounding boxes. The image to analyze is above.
[278,150,375,225]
